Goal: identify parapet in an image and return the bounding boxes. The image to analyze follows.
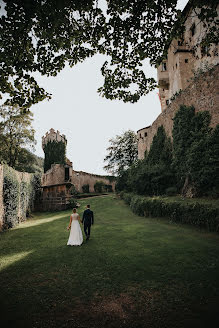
[42,128,67,149]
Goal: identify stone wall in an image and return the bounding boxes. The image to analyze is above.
[42,164,73,187]
[72,171,115,193]
[138,64,219,159]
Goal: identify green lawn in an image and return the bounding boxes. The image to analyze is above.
[1,195,219,328]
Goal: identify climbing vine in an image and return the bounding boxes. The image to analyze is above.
[43,140,66,172]
[2,165,42,229]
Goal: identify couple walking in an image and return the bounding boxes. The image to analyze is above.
[67,205,94,246]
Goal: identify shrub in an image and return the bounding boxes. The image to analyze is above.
[105,184,113,192]
[67,198,78,209]
[69,185,79,198]
[121,193,219,233]
[94,181,105,193]
[82,184,90,193]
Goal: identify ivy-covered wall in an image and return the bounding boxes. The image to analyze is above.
[43,140,66,172]
[0,165,41,231]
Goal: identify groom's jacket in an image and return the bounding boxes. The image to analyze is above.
[82,209,94,226]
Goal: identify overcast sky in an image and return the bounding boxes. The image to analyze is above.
[32,0,188,175]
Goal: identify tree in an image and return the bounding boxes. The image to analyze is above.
[104,130,138,175]
[0,105,35,168]
[0,0,217,108]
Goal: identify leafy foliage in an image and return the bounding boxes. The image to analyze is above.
[82,184,90,193]
[116,126,175,195]
[0,0,217,106]
[43,140,66,172]
[94,181,105,193]
[120,192,219,233]
[104,130,138,175]
[67,198,78,209]
[2,165,41,230]
[172,105,219,196]
[69,185,79,198]
[0,105,35,169]
[117,108,219,197]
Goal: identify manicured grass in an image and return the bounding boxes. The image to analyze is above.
[1,195,219,328]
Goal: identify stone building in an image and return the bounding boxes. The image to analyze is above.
[40,129,115,210]
[137,1,219,159]
[158,1,219,112]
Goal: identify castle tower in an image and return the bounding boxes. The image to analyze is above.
[42,128,67,172]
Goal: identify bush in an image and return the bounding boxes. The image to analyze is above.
[105,184,113,192]
[82,184,90,193]
[94,181,105,193]
[69,185,79,198]
[121,193,219,233]
[67,198,78,209]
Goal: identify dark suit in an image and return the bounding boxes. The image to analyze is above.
[82,208,94,237]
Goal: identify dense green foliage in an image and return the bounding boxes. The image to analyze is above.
[67,198,78,209]
[0,1,217,107]
[0,105,36,169]
[172,105,219,196]
[94,181,105,193]
[2,165,41,229]
[43,140,66,172]
[82,184,90,193]
[120,192,219,232]
[116,126,175,195]
[104,130,138,175]
[3,166,20,229]
[116,106,219,197]
[1,195,219,328]
[14,149,44,174]
[69,185,79,198]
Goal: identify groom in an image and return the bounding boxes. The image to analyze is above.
[82,204,94,241]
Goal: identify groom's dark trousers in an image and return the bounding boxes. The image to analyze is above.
[82,209,94,237]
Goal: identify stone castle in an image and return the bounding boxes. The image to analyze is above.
[40,128,115,211]
[137,1,219,159]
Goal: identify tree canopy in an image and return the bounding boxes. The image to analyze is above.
[0,0,218,108]
[104,130,138,175]
[0,105,36,169]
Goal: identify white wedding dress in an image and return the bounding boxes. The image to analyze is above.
[67,213,83,246]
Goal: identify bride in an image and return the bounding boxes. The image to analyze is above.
[67,208,83,246]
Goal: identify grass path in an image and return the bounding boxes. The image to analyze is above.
[1,195,219,328]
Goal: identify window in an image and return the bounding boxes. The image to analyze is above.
[178,40,183,46]
[162,62,167,71]
[191,23,196,36]
[144,132,147,137]
[65,168,70,181]
[166,100,169,106]
[185,59,188,63]
[139,133,142,138]
[176,63,178,68]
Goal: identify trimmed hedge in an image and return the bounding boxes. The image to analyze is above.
[120,192,219,232]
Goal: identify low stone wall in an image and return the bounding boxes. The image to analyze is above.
[138,64,219,159]
[72,171,115,193]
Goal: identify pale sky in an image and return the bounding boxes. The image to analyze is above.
[31,0,188,175]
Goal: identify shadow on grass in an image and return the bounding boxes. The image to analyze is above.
[1,196,219,328]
